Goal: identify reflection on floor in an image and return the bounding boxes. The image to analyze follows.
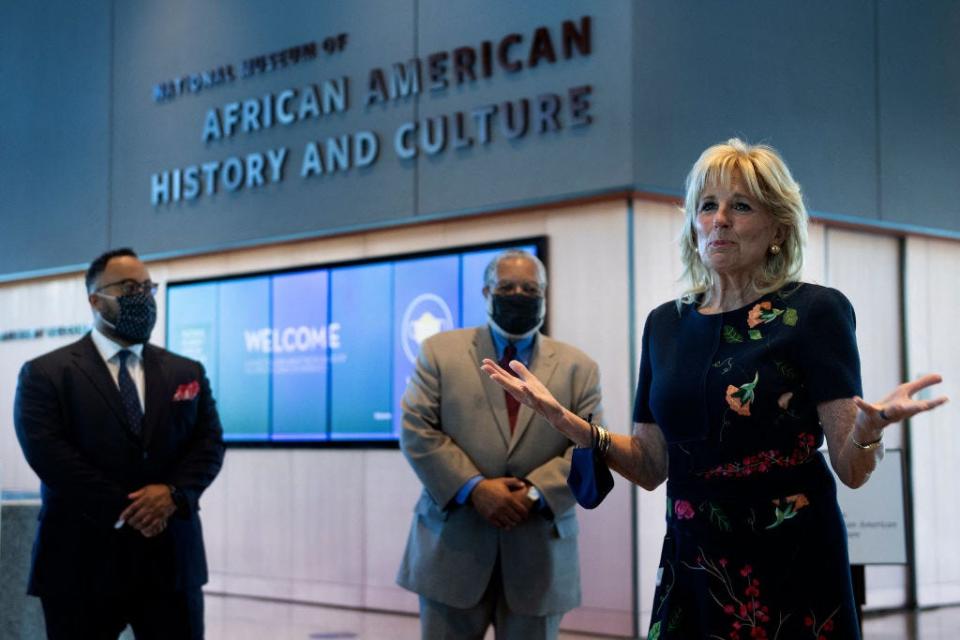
[863,606,960,640]
[204,594,960,639]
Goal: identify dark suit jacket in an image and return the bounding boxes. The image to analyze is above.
[13,333,225,597]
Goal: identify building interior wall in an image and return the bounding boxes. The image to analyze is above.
[6,1,960,282]
[1,198,958,635]
[905,236,960,607]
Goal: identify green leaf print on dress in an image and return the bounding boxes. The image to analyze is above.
[723,325,745,343]
[765,494,810,530]
[783,307,798,326]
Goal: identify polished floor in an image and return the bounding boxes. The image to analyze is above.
[202,594,960,639]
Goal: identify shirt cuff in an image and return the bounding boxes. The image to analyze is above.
[455,475,484,504]
[526,482,546,512]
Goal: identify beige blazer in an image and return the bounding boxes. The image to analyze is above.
[396,327,603,616]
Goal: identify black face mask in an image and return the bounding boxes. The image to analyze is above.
[101,292,157,343]
[490,294,544,336]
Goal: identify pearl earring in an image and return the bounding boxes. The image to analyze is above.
[769,244,781,255]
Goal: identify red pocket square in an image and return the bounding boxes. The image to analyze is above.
[172,380,200,401]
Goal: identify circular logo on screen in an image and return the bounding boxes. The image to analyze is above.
[402,293,455,364]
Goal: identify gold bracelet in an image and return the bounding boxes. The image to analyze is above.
[596,425,612,457]
[850,432,883,450]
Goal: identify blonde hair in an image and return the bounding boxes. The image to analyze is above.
[679,138,807,305]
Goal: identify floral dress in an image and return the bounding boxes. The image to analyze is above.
[634,283,862,640]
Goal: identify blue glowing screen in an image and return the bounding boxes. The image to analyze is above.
[166,241,540,443]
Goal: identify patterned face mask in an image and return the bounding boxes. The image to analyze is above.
[98,292,157,343]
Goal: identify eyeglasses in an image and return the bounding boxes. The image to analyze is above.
[492,280,544,297]
[96,279,159,297]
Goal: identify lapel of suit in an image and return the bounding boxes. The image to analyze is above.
[71,334,132,432]
[469,328,512,449]
[507,335,558,455]
[141,345,168,447]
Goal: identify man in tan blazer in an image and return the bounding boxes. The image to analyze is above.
[397,249,603,639]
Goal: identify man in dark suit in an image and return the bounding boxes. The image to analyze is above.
[14,248,225,640]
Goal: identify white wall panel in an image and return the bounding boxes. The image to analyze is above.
[824,230,903,445]
[824,229,906,609]
[804,221,827,285]
[631,198,684,632]
[0,277,91,493]
[362,450,421,612]
[199,443,228,593]
[906,236,960,606]
[289,450,366,604]
[220,450,297,599]
[547,201,633,635]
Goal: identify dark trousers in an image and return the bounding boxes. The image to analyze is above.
[40,587,204,640]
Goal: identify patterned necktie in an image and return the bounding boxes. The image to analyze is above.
[499,343,520,433]
[117,349,143,436]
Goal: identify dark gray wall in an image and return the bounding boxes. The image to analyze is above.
[107,0,630,258]
[0,0,113,277]
[878,1,960,231]
[632,0,879,221]
[2,0,959,280]
[110,0,417,256]
[414,0,634,218]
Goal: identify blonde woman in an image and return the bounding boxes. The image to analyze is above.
[482,139,948,639]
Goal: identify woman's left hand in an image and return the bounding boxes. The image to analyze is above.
[480,358,566,425]
[853,373,949,431]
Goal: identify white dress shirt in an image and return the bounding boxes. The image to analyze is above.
[90,326,146,411]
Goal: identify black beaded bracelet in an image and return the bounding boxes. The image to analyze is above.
[575,413,598,448]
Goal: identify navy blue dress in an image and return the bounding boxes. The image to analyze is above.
[635,283,862,640]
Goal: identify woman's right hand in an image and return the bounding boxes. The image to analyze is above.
[480,358,566,426]
[481,358,596,447]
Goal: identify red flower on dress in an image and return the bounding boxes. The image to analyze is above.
[674,499,696,520]
[697,434,817,480]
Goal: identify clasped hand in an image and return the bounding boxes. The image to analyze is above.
[470,477,531,530]
[117,484,177,538]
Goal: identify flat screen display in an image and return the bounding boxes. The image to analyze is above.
[165,238,545,445]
